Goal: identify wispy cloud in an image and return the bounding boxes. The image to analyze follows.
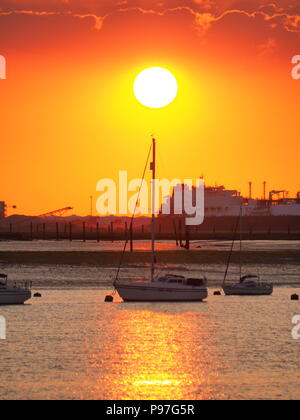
[115,5,300,33]
[0,1,299,34]
[0,9,107,30]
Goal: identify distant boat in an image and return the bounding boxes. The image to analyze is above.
[222,207,273,296]
[0,274,32,305]
[223,274,273,296]
[114,138,208,302]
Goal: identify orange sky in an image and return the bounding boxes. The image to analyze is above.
[0,0,300,216]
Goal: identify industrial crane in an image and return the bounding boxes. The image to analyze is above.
[37,207,73,218]
[7,207,74,225]
[269,190,288,202]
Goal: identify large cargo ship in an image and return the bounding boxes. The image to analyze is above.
[245,193,300,217]
[162,185,300,217]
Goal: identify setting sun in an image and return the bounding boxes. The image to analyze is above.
[134,67,178,108]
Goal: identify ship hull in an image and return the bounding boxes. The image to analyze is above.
[116,282,208,302]
[223,286,273,296]
[0,289,32,305]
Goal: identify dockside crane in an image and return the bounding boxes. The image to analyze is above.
[37,207,73,218]
[3,207,74,226]
[269,190,288,202]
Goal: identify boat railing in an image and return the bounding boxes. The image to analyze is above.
[115,276,148,283]
[259,282,273,288]
[6,280,32,290]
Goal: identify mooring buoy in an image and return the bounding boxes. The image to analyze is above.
[105,295,114,302]
[291,294,299,301]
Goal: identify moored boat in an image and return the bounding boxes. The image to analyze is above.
[0,274,32,305]
[116,275,208,302]
[114,138,208,302]
[222,207,273,296]
[223,275,273,296]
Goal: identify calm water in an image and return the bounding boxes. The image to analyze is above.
[0,262,299,288]
[1,288,300,400]
[1,239,300,252]
[0,240,299,288]
[0,240,300,399]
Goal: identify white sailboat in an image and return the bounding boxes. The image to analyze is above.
[222,207,273,296]
[223,274,273,296]
[0,274,32,305]
[114,138,208,302]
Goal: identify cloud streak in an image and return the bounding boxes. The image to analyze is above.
[116,5,300,33]
[0,1,299,36]
[0,9,107,30]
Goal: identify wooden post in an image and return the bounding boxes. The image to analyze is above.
[69,223,73,242]
[178,219,183,247]
[56,223,59,241]
[130,223,133,253]
[125,222,128,241]
[172,220,179,246]
[83,222,86,242]
[185,224,190,250]
[110,221,114,243]
[96,222,100,243]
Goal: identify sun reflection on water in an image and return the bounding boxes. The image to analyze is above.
[88,304,224,400]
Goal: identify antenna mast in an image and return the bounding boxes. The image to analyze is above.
[151,138,156,282]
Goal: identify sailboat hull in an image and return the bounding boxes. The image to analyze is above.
[0,288,32,305]
[223,285,273,296]
[116,282,208,302]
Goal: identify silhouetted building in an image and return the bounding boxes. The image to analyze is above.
[0,202,5,219]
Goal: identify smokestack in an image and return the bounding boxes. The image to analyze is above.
[263,182,266,201]
[249,182,252,199]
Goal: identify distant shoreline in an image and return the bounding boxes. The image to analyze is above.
[0,250,300,266]
[1,232,300,241]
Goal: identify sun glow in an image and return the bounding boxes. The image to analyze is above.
[134,67,178,108]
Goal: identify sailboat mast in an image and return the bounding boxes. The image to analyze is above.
[222,210,240,286]
[151,137,156,282]
[239,205,242,280]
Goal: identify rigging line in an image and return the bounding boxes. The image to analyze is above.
[222,208,241,286]
[113,142,153,286]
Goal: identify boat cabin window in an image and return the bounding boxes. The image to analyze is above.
[240,275,259,284]
[186,278,205,286]
[168,279,183,283]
